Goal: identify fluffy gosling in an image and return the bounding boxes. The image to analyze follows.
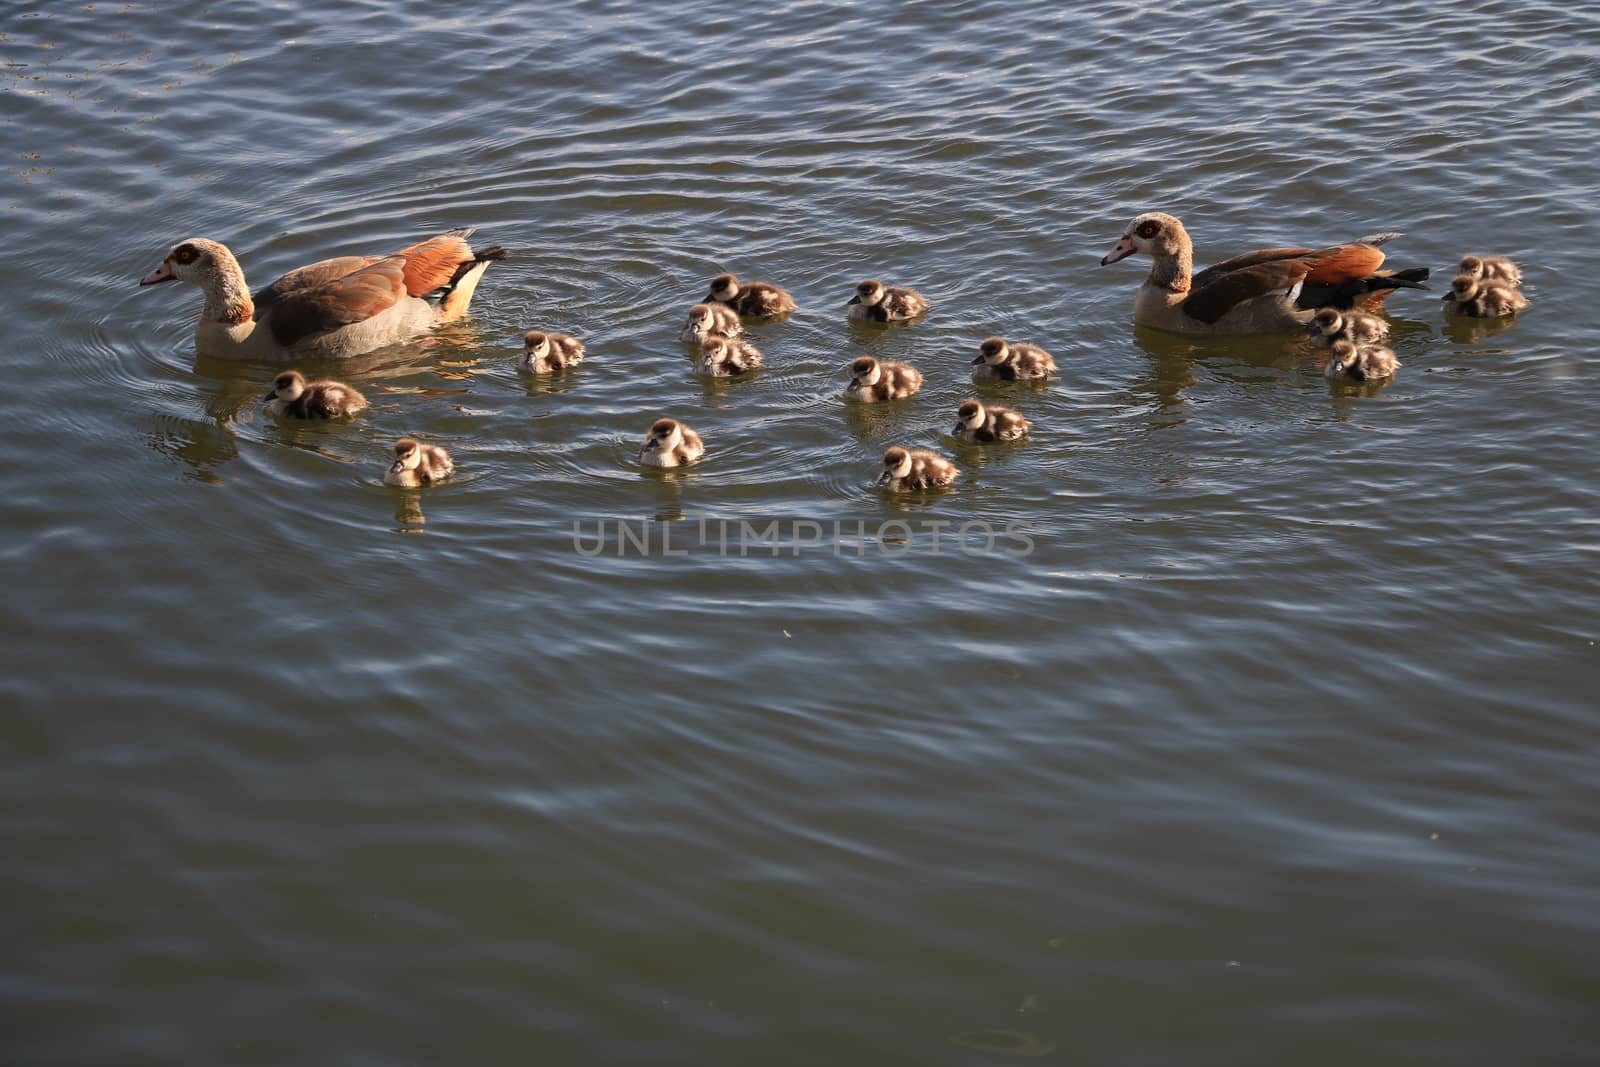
[1309,307,1389,348]
[1457,254,1523,288]
[639,417,704,468]
[847,278,929,322]
[384,437,453,487]
[262,370,367,419]
[680,302,743,344]
[705,272,796,317]
[844,355,922,402]
[697,337,763,376]
[953,399,1030,443]
[1444,273,1529,317]
[521,330,585,373]
[1324,338,1400,382]
[878,446,958,492]
[971,336,1056,381]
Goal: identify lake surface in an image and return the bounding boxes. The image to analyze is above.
[3,1,1597,1063]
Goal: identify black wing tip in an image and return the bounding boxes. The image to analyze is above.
[472,245,510,263]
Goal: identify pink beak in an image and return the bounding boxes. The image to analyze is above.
[1100,235,1138,266]
[140,264,175,286]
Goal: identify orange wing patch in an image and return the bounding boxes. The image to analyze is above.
[266,257,407,347]
[394,234,473,297]
[1304,244,1386,287]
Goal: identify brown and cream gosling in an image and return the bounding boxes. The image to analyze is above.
[639,417,705,468]
[521,330,585,373]
[953,399,1030,443]
[680,302,743,344]
[1324,339,1400,382]
[384,437,453,487]
[971,337,1056,381]
[1458,254,1523,288]
[262,370,367,418]
[844,355,923,402]
[877,446,958,492]
[1309,307,1389,348]
[847,278,929,322]
[697,337,763,376]
[1444,273,1528,317]
[705,273,796,317]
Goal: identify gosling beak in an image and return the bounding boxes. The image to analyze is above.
[846,294,860,305]
[388,460,406,475]
[703,292,716,302]
[1100,235,1137,266]
[875,468,891,485]
[970,354,984,364]
[140,263,176,286]
[261,387,277,401]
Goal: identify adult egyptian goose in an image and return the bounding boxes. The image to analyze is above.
[384,438,453,487]
[1100,212,1429,336]
[844,355,922,402]
[639,417,704,469]
[263,370,368,419]
[1308,307,1390,348]
[705,273,797,317]
[971,337,1056,381]
[696,337,763,376]
[952,399,1030,443]
[680,302,743,344]
[140,228,507,361]
[521,330,586,373]
[1324,339,1400,382]
[847,279,929,322]
[878,446,957,492]
[1457,254,1523,288]
[1443,273,1529,317]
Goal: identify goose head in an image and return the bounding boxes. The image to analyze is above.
[1101,211,1187,265]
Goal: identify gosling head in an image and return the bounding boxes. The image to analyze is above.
[1311,308,1344,337]
[849,279,886,307]
[878,446,913,485]
[264,369,307,402]
[641,417,681,458]
[523,330,550,360]
[1458,254,1484,277]
[706,273,739,303]
[849,355,882,388]
[686,303,716,330]
[700,338,730,364]
[391,437,422,474]
[1450,273,1482,301]
[1325,339,1358,379]
[974,337,1009,366]
[955,399,985,434]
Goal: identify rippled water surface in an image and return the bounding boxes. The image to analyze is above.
[4,1,1598,1063]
